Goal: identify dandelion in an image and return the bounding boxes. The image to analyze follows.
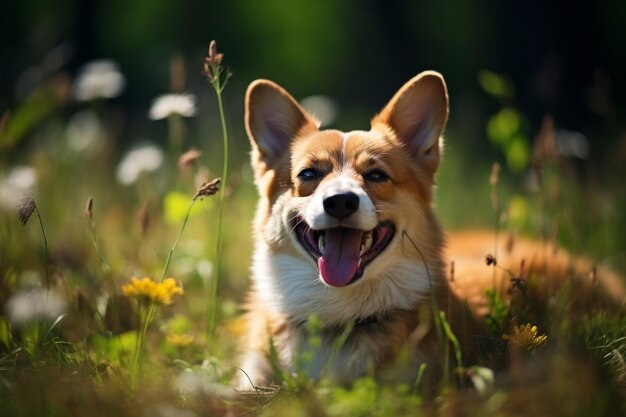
[125,276,183,390]
[121,277,184,306]
[503,323,548,351]
[73,59,126,101]
[115,143,164,185]
[148,93,197,120]
[6,288,66,327]
[166,333,194,347]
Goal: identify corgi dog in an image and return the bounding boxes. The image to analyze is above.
[238,71,624,390]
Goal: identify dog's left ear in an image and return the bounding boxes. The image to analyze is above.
[372,71,448,175]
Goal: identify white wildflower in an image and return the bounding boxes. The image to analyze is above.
[148,93,197,120]
[66,110,104,153]
[6,288,67,327]
[466,366,495,395]
[300,95,338,127]
[175,369,235,399]
[116,143,164,185]
[0,166,37,210]
[74,59,126,101]
[197,259,213,282]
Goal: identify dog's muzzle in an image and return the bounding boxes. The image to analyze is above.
[294,218,395,286]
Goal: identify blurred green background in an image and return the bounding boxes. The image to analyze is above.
[1,0,626,297]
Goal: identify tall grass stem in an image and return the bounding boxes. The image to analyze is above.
[207,71,229,351]
[34,207,50,291]
[160,200,196,282]
[89,227,112,275]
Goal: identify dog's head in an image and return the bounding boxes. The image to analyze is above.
[246,72,448,294]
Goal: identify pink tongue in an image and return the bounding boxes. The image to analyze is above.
[318,228,363,286]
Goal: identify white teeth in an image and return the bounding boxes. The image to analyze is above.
[318,234,325,253]
[360,233,373,256]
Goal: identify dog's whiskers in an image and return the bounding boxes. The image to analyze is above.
[286,214,304,239]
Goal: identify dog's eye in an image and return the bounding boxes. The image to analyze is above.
[297,168,322,181]
[364,169,389,182]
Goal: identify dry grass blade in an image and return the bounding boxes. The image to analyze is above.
[84,196,93,220]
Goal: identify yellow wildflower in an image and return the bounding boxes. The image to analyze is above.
[121,277,184,305]
[166,333,194,347]
[503,323,548,351]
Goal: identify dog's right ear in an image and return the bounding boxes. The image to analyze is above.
[245,80,319,173]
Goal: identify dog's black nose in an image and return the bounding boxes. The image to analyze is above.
[323,192,360,220]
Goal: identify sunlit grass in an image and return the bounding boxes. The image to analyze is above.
[0,50,625,417]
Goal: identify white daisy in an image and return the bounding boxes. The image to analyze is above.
[74,59,126,101]
[6,288,67,327]
[116,143,164,185]
[66,110,104,153]
[148,93,197,120]
[0,166,37,210]
[300,95,338,127]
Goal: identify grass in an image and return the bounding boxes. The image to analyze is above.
[1,47,625,416]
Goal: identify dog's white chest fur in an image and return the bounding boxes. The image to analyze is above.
[252,241,432,326]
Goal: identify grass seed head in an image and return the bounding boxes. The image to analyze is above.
[194,178,221,201]
[203,40,224,82]
[18,194,37,225]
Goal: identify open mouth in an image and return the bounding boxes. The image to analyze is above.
[294,219,395,287]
